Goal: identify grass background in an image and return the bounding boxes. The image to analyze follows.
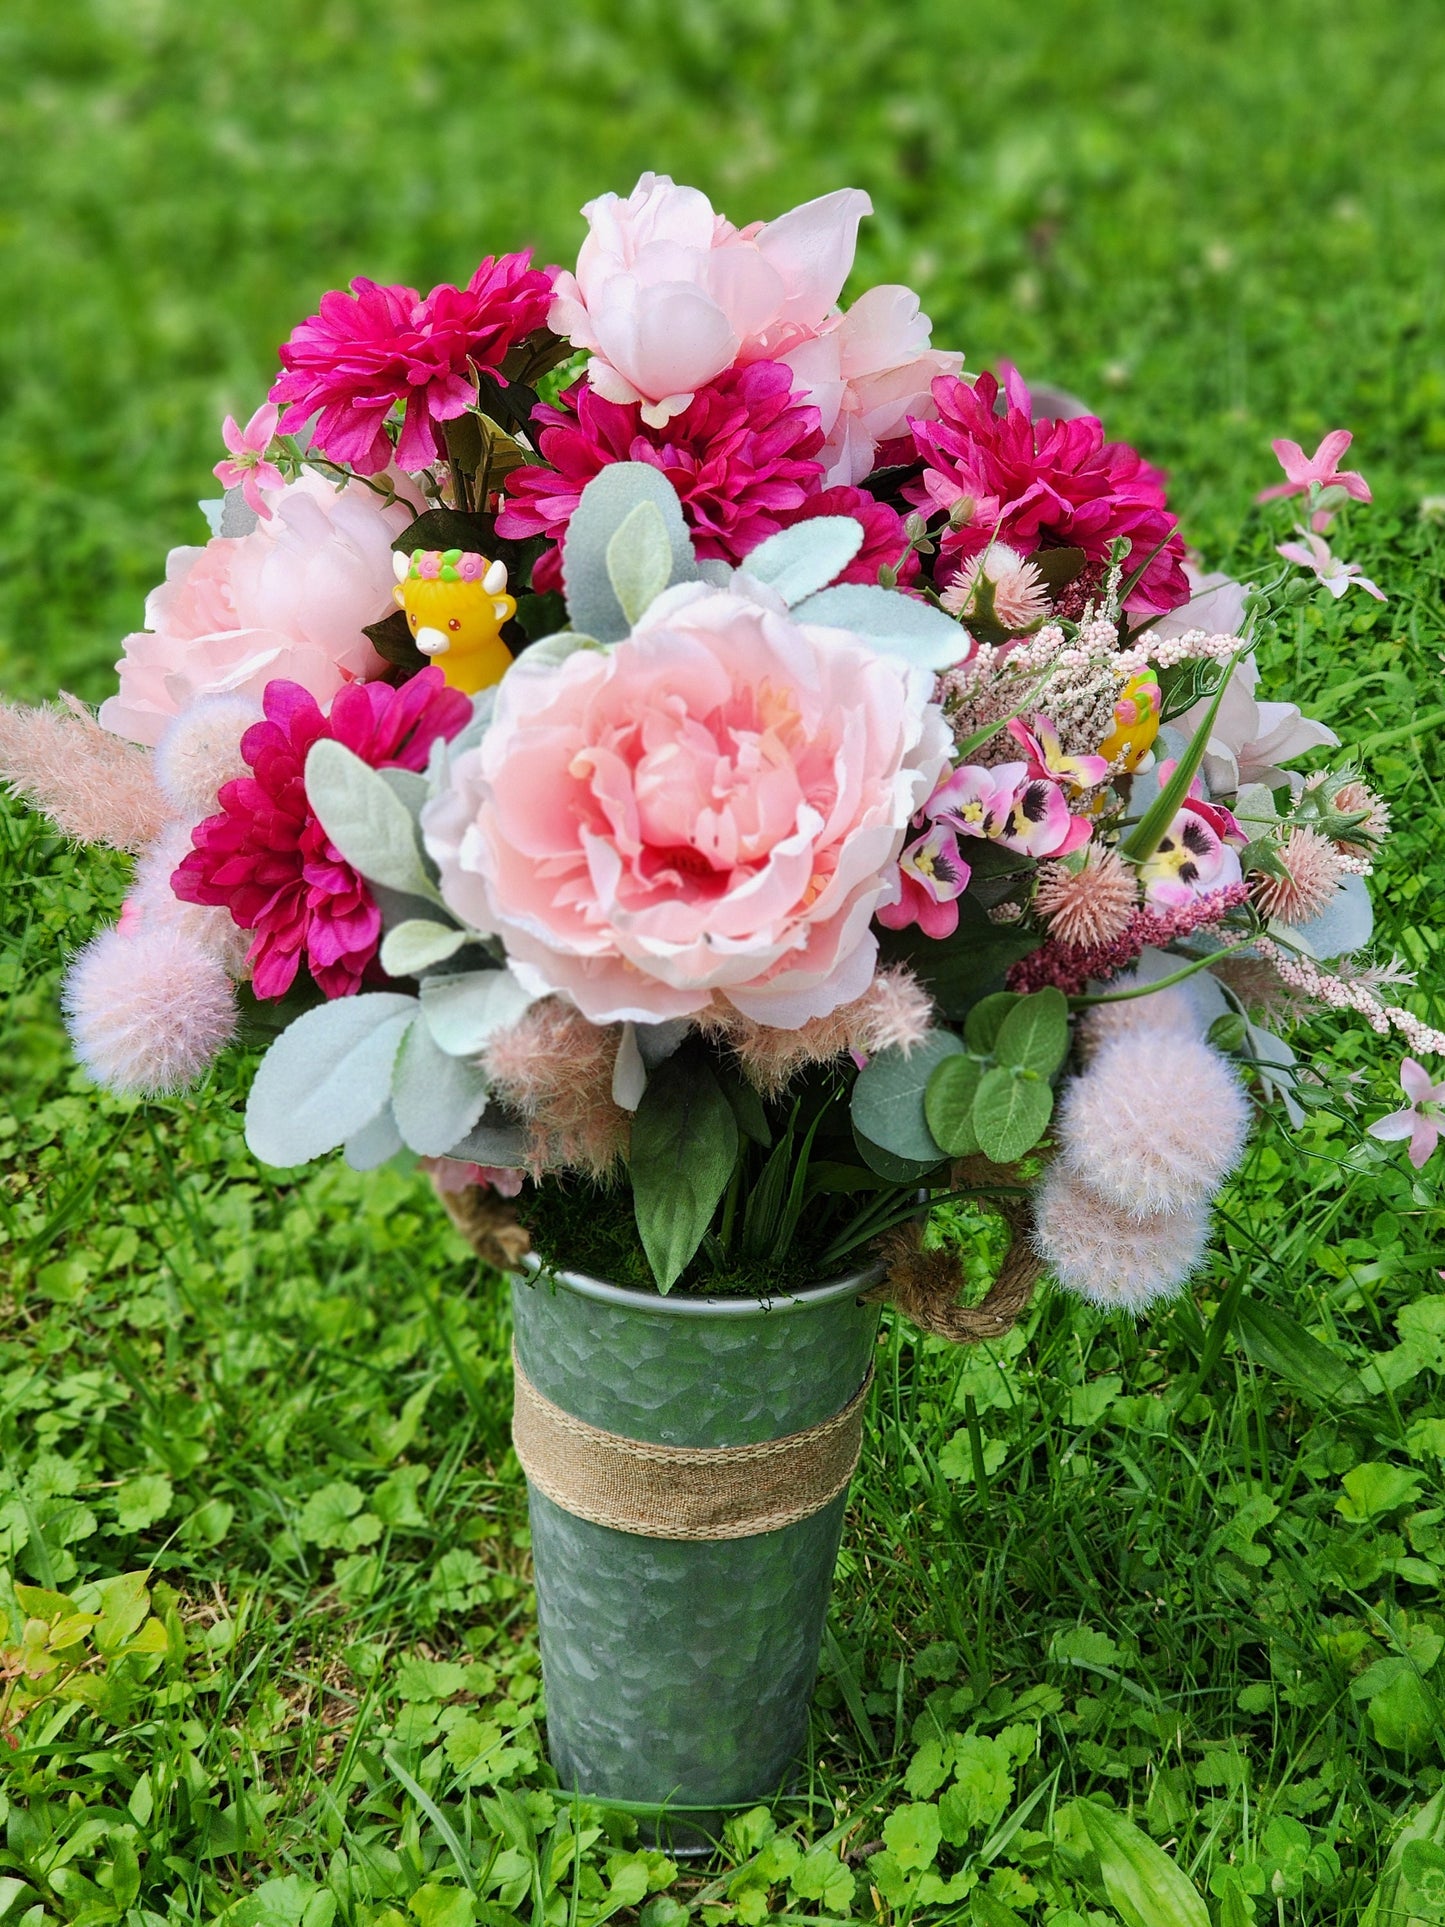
[2,0,1445,1920]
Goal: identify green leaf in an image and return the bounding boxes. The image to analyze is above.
[1074,1800,1211,1927]
[393,506,495,556]
[1235,1298,1367,1405]
[390,1016,493,1157]
[925,1056,983,1156]
[606,499,672,624]
[1122,652,1242,863]
[740,516,864,603]
[114,1473,173,1533]
[1362,1790,1445,1927]
[993,987,1070,1074]
[851,1030,963,1163]
[562,463,698,642]
[629,1049,739,1292]
[304,739,440,901]
[379,920,468,978]
[877,905,1041,1018]
[92,1570,151,1654]
[1337,1462,1424,1522]
[971,1066,1053,1162]
[882,1802,942,1871]
[853,1129,944,1182]
[245,994,418,1168]
[964,992,1018,1053]
[791,582,971,669]
[418,968,536,1056]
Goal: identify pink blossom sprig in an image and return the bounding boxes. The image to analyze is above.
[1007,883,1250,995]
[214,403,284,518]
[1256,937,1445,1060]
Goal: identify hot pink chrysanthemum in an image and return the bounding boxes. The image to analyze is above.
[907,368,1190,617]
[271,253,556,474]
[497,362,827,591]
[171,669,471,1000]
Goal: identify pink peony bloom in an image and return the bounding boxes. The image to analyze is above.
[1368,1057,1444,1170]
[931,759,1091,859]
[214,403,284,519]
[907,368,1191,617]
[1276,527,1386,601]
[876,820,971,940]
[497,362,826,589]
[420,581,951,1028]
[172,670,470,1001]
[271,252,556,473]
[99,471,421,747]
[1256,429,1371,505]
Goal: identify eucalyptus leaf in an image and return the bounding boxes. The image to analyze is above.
[852,1128,943,1183]
[245,994,418,1168]
[1285,871,1373,959]
[562,464,698,642]
[605,500,673,624]
[924,1056,983,1157]
[380,920,469,977]
[964,992,1018,1054]
[850,1030,964,1163]
[305,739,439,901]
[970,1066,1054,1163]
[993,988,1070,1075]
[344,1106,405,1171]
[740,517,865,604]
[419,968,536,1057]
[390,1016,494,1156]
[791,583,972,670]
[630,1049,739,1293]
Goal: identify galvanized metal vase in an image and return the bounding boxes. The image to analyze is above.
[509,1259,882,1847]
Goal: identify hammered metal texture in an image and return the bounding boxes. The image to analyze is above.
[509,1275,880,1840]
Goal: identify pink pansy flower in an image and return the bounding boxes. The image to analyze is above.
[420,580,951,1029]
[1153,759,1247,847]
[930,759,1090,859]
[214,403,284,520]
[1008,713,1109,792]
[876,821,972,940]
[1256,429,1372,505]
[1368,1058,1445,1170]
[1138,806,1244,910]
[1276,528,1386,602]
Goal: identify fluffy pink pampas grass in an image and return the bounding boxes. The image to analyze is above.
[128,822,252,975]
[1078,974,1207,1056]
[1055,1027,1251,1218]
[1033,1162,1210,1311]
[481,998,631,1179]
[153,693,261,822]
[702,965,934,1097]
[0,694,169,852]
[63,923,237,1097]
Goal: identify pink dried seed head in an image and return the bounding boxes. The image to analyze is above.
[858,965,934,1057]
[1056,1028,1252,1217]
[940,542,1053,633]
[1326,778,1391,854]
[130,823,252,974]
[1033,1163,1211,1312]
[0,696,170,853]
[1078,979,1206,1056]
[153,693,262,822]
[1251,826,1346,926]
[1033,846,1138,949]
[62,922,237,1097]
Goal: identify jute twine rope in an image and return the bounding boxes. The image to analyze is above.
[511,1344,873,1541]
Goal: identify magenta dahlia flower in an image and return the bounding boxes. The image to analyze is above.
[271,252,556,474]
[907,367,1190,617]
[496,362,827,591]
[172,669,471,1000]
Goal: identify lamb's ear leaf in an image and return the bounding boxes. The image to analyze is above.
[379,920,469,978]
[791,583,970,670]
[741,518,865,605]
[418,968,536,1057]
[305,739,440,903]
[390,1017,494,1156]
[446,1106,530,1167]
[344,1105,405,1171]
[606,501,673,625]
[562,464,698,641]
[245,994,417,1167]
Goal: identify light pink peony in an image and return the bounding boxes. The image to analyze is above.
[422,582,951,1027]
[549,173,958,472]
[99,471,420,746]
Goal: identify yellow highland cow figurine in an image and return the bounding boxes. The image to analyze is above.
[392,547,516,696]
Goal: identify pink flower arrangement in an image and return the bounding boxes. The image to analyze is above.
[931,760,1091,859]
[98,472,419,747]
[215,403,285,519]
[271,252,555,473]
[1256,429,1371,505]
[173,669,470,1000]
[876,821,972,940]
[420,582,950,1027]
[908,367,1191,617]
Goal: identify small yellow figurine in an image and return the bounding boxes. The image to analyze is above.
[392,547,516,696]
[1097,668,1162,772]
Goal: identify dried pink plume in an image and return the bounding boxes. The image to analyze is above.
[481,998,630,1180]
[1251,826,1346,926]
[153,693,261,823]
[128,823,252,975]
[1326,777,1390,856]
[1033,847,1137,949]
[63,922,237,1097]
[0,695,169,853]
[1033,1163,1211,1311]
[1056,1028,1251,1218]
[701,965,934,1097]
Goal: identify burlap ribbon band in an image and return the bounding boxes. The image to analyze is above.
[511,1346,873,1542]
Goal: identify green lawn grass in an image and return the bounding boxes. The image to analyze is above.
[2,1,1445,1920]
